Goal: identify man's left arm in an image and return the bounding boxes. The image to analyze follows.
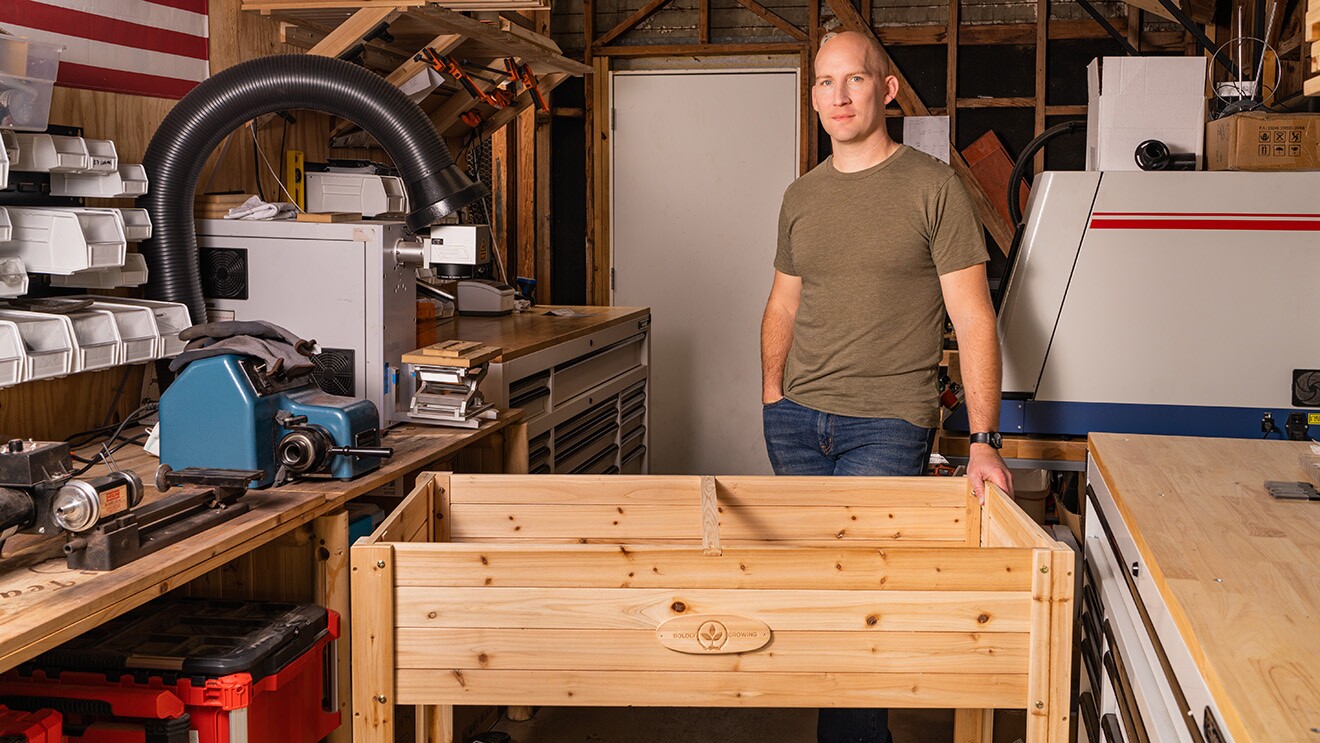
[940,263,1013,501]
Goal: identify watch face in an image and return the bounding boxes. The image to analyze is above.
[990,432,1003,448]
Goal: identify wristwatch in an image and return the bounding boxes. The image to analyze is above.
[969,432,1003,449]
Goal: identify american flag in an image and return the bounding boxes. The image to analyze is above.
[0,0,208,99]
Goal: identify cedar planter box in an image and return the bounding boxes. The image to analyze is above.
[351,474,1073,742]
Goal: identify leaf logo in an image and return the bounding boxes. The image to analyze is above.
[697,620,728,651]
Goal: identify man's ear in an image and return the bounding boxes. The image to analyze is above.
[883,75,899,105]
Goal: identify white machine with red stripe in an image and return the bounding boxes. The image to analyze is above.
[995,170,1320,438]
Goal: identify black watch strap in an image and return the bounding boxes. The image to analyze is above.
[969,432,1003,449]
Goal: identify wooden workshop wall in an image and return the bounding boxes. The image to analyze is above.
[0,0,331,441]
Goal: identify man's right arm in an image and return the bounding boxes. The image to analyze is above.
[761,270,802,404]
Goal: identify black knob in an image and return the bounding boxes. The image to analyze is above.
[7,439,22,453]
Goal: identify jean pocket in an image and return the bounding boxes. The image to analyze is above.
[762,397,789,409]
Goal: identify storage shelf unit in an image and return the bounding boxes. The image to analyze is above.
[481,315,650,474]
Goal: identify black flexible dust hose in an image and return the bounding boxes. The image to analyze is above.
[138,54,488,324]
[1006,120,1087,226]
[994,119,1087,313]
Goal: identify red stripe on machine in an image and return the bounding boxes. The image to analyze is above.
[1090,217,1320,231]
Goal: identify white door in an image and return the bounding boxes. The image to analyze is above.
[612,70,799,475]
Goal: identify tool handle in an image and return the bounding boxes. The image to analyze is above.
[330,446,394,459]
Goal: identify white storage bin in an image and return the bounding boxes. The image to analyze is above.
[84,139,118,173]
[116,209,151,241]
[0,137,8,189]
[0,207,9,242]
[0,37,61,131]
[0,319,23,388]
[306,172,407,217]
[0,257,29,298]
[50,170,122,198]
[49,253,149,290]
[65,308,122,371]
[3,207,127,274]
[87,300,158,362]
[13,134,89,172]
[116,164,148,196]
[82,295,189,357]
[0,308,75,380]
[0,131,17,165]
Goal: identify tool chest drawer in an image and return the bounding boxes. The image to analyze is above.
[1082,458,1234,743]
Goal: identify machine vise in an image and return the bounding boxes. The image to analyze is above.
[158,354,392,488]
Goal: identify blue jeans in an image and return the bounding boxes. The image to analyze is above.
[763,397,933,743]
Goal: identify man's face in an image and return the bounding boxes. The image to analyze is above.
[811,35,896,145]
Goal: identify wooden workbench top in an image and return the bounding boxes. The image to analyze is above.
[438,306,649,362]
[0,417,515,676]
[1088,433,1320,742]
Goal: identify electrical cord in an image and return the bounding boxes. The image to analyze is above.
[72,433,149,477]
[64,402,158,448]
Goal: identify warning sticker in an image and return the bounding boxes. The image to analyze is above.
[1310,413,1320,426]
[101,485,129,517]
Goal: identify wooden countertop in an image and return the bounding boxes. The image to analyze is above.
[0,417,516,674]
[1088,433,1320,742]
[437,305,649,362]
[940,434,1086,462]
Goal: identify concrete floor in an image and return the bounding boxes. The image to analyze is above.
[487,707,1028,743]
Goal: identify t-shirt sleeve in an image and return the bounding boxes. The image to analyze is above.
[774,196,797,276]
[929,175,990,275]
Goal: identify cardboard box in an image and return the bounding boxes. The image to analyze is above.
[1206,112,1320,171]
[1086,56,1208,171]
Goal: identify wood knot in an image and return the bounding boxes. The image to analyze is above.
[865,615,879,627]
[671,601,687,613]
[427,611,437,619]
[479,555,488,565]
[977,613,990,624]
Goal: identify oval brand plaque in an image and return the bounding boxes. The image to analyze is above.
[656,614,772,655]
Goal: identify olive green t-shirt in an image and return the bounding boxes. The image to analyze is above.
[774,145,988,427]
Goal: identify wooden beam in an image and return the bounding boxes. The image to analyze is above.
[1044,105,1087,115]
[246,0,427,9]
[800,48,812,175]
[866,18,1185,47]
[947,0,959,143]
[410,5,592,74]
[594,0,675,48]
[1035,0,1048,173]
[306,7,400,57]
[956,96,1037,108]
[584,0,596,305]
[824,0,1014,254]
[535,106,552,300]
[590,56,611,305]
[385,34,464,88]
[699,0,711,43]
[492,126,513,282]
[733,0,809,41]
[1127,8,1143,52]
[517,107,536,286]
[595,42,805,56]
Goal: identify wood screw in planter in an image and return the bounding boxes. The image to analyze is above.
[375,695,388,703]
[377,560,387,568]
[1039,566,1049,573]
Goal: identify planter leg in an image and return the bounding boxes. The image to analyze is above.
[954,708,993,743]
[508,706,535,722]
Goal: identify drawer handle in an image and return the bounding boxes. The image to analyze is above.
[1130,561,1139,578]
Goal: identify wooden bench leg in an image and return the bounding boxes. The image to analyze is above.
[508,705,535,721]
[313,510,351,743]
[954,708,993,743]
[420,705,455,743]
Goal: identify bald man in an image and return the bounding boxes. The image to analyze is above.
[761,32,1012,741]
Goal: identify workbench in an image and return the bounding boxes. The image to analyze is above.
[0,416,519,743]
[1082,433,1320,743]
[436,305,651,474]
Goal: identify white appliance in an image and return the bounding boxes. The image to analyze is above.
[981,170,1320,439]
[196,218,417,427]
[456,279,514,316]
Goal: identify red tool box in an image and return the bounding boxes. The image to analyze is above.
[0,705,60,742]
[0,599,339,743]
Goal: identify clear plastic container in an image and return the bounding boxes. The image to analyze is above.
[0,36,62,132]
